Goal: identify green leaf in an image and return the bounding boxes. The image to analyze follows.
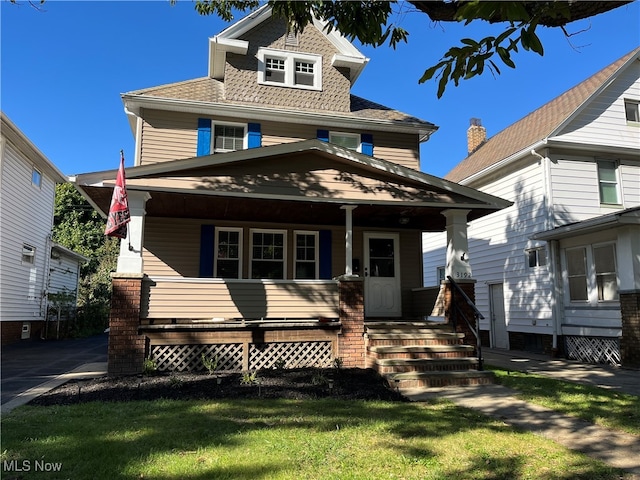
[497,46,516,68]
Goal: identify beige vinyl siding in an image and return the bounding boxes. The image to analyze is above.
[399,230,424,314]
[143,217,202,277]
[128,155,452,204]
[141,278,339,320]
[372,131,420,170]
[0,141,55,322]
[139,110,199,165]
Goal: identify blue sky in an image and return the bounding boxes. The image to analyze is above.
[2,1,639,179]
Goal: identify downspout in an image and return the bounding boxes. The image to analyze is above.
[549,239,564,356]
[41,233,53,338]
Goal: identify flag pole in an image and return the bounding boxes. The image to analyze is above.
[121,150,134,252]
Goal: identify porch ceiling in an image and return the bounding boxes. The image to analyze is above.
[83,186,498,231]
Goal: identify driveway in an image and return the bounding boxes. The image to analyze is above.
[1,333,108,405]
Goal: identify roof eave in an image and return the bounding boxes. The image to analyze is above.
[532,207,640,241]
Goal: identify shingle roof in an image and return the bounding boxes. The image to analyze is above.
[125,77,435,127]
[445,47,640,183]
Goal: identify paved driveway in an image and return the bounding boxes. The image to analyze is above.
[1,334,108,405]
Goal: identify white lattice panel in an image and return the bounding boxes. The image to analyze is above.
[249,342,333,370]
[152,344,243,372]
[565,336,620,366]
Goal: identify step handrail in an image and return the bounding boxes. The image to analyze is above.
[447,276,484,371]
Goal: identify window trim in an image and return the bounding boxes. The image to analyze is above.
[596,159,622,206]
[214,227,243,279]
[257,48,322,91]
[31,167,42,188]
[293,230,319,279]
[249,228,287,280]
[624,99,640,124]
[211,122,247,153]
[329,131,361,152]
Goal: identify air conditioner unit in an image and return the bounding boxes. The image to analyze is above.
[22,245,35,257]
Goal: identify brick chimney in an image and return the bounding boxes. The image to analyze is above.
[467,118,486,154]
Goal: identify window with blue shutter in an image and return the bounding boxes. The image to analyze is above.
[197,118,212,156]
[361,133,374,156]
[319,230,332,279]
[317,129,329,142]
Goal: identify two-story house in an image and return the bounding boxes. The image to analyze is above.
[422,48,640,368]
[0,112,87,344]
[73,5,510,379]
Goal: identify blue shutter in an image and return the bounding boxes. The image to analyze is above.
[319,230,332,279]
[197,118,212,156]
[199,225,215,278]
[317,129,329,142]
[361,133,373,156]
[248,123,261,148]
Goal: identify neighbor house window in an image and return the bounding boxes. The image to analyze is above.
[329,132,360,152]
[526,246,547,268]
[294,231,318,279]
[250,229,286,279]
[625,99,639,123]
[213,124,246,153]
[22,244,35,264]
[215,228,242,278]
[597,160,620,205]
[31,168,42,187]
[437,266,446,283]
[566,247,588,301]
[593,243,618,301]
[258,48,322,90]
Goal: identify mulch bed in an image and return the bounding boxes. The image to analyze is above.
[29,368,407,406]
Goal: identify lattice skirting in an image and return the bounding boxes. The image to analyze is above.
[249,342,332,370]
[151,341,333,372]
[565,336,620,366]
[151,344,243,372]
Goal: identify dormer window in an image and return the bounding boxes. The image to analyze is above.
[258,48,322,91]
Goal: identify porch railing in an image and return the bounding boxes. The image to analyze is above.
[447,276,484,371]
[140,277,340,322]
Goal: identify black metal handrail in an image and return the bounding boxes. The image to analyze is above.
[447,276,484,371]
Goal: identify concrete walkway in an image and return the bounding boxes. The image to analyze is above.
[403,349,640,477]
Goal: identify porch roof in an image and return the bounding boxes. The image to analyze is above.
[73,140,511,231]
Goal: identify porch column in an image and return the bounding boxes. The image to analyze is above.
[116,190,151,273]
[108,273,146,375]
[341,205,357,276]
[618,225,640,368]
[442,209,473,281]
[337,276,366,368]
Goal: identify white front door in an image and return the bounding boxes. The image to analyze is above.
[490,283,509,349]
[364,233,401,317]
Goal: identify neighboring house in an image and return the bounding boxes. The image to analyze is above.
[423,48,640,368]
[73,6,510,377]
[0,112,86,344]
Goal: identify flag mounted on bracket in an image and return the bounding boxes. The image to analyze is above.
[104,151,130,238]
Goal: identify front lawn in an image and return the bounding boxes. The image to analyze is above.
[488,367,640,436]
[1,399,628,479]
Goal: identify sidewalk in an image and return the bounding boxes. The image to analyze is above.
[403,348,640,476]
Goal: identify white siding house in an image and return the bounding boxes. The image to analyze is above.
[423,48,640,367]
[0,112,85,344]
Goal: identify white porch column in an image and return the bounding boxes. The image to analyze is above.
[116,190,151,274]
[341,205,357,276]
[442,209,473,281]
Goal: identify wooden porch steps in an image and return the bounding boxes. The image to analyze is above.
[365,321,494,389]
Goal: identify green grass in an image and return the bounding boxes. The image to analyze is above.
[1,399,628,480]
[489,367,640,436]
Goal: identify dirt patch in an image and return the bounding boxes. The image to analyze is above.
[29,368,407,406]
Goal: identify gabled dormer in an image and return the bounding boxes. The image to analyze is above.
[208,4,368,113]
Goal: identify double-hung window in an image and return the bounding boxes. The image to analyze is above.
[566,247,588,302]
[258,48,322,90]
[597,160,621,205]
[215,228,242,278]
[593,243,618,301]
[250,229,286,279]
[213,124,246,153]
[565,243,619,303]
[294,231,318,279]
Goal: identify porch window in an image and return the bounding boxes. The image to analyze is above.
[597,160,620,205]
[594,243,618,301]
[566,247,588,301]
[215,228,242,278]
[294,231,318,279]
[250,229,286,279]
